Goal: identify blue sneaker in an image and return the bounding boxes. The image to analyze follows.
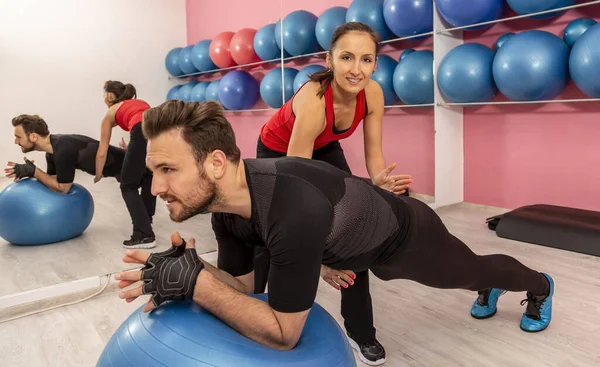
[471,288,506,319]
[520,273,554,332]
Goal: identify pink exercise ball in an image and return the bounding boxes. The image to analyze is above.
[230,28,261,65]
[210,31,237,68]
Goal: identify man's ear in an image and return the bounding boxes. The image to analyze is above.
[210,150,228,179]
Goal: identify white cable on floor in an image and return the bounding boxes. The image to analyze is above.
[0,274,112,324]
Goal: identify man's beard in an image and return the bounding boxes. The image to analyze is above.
[21,143,35,153]
[165,171,222,223]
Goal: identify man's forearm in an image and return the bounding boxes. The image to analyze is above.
[198,258,252,293]
[192,271,289,350]
[34,168,67,194]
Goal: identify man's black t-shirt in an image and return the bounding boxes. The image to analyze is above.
[46,134,124,183]
[212,157,412,314]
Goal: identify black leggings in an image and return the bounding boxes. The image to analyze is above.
[256,137,376,343]
[371,197,548,295]
[120,123,156,239]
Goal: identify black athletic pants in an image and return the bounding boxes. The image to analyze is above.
[256,137,377,344]
[120,123,156,239]
[370,196,548,296]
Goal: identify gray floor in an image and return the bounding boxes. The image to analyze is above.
[0,174,217,297]
[0,202,599,366]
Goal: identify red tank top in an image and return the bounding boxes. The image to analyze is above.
[260,82,367,152]
[115,99,151,131]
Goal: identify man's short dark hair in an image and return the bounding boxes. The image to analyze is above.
[12,114,50,136]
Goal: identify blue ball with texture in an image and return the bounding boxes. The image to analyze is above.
[177,80,199,102]
[254,24,289,61]
[372,54,399,105]
[205,80,222,103]
[569,23,600,98]
[218,71,259,110]
[96,294,356,367]
[191,40,218,72]
[393,50,434,105]
[506,0,576,19]
[293,65,326,93]
[190,82,211,102]
[495,33,515,51]
[315,7,348,50]
[0,178,94,246]
[346,0,394,41]
[383,0,433,38]
[260,67,298,108]
[400,48,415,61]
[275,10,320,56]
[436,0,504,31]
[165,47,184,77]
[563,18,597,48]
[166,85,182,100]
[178,45,199,75]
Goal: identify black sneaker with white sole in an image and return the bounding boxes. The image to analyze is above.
[122,236,156,249]
[348,334,387,366]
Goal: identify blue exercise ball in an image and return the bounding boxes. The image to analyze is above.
[346,0,394,41]
[436,0,504,30]
[178,45,199,75]
[372,55,399,105]
[493,30,570,101]
[569,23,600,98]
[260,67,298,108]
[293,65,326,93]
[393,50,433,105]
[383,0,433,38]
[438,43,497,103]
[96,294,356,367]
[0,179,94,246]
[218,71,259,110]
[495,32,515,50]
[165,47,184,77]
[167,85,182,100]
[190,81,211,102]
[205,80,222,103]
[563,18,597,48]
[400,49,415,60]
[275,10,320,56]
[316,7,348,50]
[506,0,576,20]
[191,40,218,72]
[177,80,199,102]
[254,24,289,61]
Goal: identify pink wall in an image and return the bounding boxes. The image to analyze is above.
[185,0,434,196]
[463,4,600,211]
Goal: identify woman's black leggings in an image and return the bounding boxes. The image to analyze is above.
[120,123,156,239]
[256,137,377,343]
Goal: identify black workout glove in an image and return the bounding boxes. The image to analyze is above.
[141,241,204,307]
[13,160,36,179]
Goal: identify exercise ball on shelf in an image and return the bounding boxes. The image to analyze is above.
[400,49,415,60]
[438,43,497,103]
[569,23,600,98]
[205,80,221,103]
[563,18,597,48]
[495,32,515,50]
[165,47,184,77]
[436,0,504,31]
[505,0,576,20]
[218,71,259,110]
[210,31,237,68]
[177,80,199,102]
[167,85,182,101]
[260,67,298,108]
[254,24,288,61]
[190,81,211,102]
[346,0,394,41]
[493,30,570,101]
[393,50,434,105]
[191,40,217,72]
[293,64,326,93]
[178,45,199,75]
[230,28,261,65]
[275,10,320,56]
[383,0,433,38]
[372,55,399,106]
[316,7,348,50]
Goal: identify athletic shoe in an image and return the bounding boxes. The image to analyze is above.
[122,236,156,249]
[470,288,506,319]
[348,334,386,366]
[520,273,554,332]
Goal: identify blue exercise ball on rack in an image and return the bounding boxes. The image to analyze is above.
[569,23,600,98]
[383,0,433,38]
[400,49,415,60]
[275,10,320,56]
[190,81,211,102]
[191,40,218,72]
[177,80,199,102]
[438,43,497,103]
[346,0,394,41]
[506,0,576,20]
[96,294,356,367]
[563,18,597,48]
[372,55,399,105]
[495,33,515,50]
[218,71,259,110]
[167,85,182,100]
[393,50,434,105]
[293,65,326,93]
[254,24,289,61]
[316,7,348,50]
[260,67,298,109]
[205,80,222,103]
[493,30,570,101]
[165,47,184,77]
[436,0,504,31]
[178,45,199,75]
